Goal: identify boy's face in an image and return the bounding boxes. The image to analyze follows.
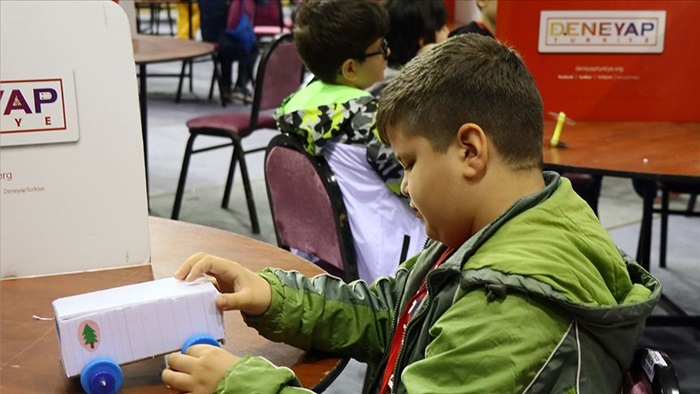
[352,38,389,89]
[477,0,497,25]
[435,25,449,44]
[390,127,472,248]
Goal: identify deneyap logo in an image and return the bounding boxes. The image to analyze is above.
[1,78,67,133]
[0,74,79,147]
[539,10,666,53]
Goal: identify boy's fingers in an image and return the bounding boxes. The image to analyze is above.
[161,368,193,392]
[188,256,242,283]
[166,352,194,372]
[180,253,226,282]
[185,344,220,357]
[174,252,208,280]
[216,293,242,311]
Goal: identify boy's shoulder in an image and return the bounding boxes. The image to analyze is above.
[282,80,374,113]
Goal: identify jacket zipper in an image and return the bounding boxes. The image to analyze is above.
[375,268,409,393]
[387,266,441,393]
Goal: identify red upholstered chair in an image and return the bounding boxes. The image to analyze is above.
[623,348,680,394]
[252,0,292,43]
[171,33,305,233]
[264,129,356,392]
[264,133,359,282]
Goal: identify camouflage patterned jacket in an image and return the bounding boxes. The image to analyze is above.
[275,80,404,195]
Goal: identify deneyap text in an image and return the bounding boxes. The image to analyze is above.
[0,79,67,134]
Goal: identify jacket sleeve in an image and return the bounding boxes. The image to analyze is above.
[243,269,399,361]
[214,355,312,394]
[400,291,573,393]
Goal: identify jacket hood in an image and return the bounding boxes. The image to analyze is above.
[435,172,660,370]
[275,81,377,156]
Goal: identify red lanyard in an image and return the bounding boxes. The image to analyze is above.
[379,247,455,393]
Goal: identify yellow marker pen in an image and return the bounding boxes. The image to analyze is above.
[550,111,566,148]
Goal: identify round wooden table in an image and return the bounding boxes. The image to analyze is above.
[0,217,343,393]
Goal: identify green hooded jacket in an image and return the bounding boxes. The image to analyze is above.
[215,172,660,393]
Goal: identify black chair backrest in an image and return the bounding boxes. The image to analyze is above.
[264,133,358,281]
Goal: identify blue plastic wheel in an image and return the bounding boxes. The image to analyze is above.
[181,333,221,353]
[80,357,123,394]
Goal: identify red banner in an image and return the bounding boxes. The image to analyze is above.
[498,1,699,121]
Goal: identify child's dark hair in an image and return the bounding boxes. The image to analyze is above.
[377,34,544,171]
[384,0,447,68]
[294,0,389,83]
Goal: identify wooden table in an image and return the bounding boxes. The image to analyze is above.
[542,121,700,327]
[0,217,343,393]
[542,121,700,182]
[133,35,214,198]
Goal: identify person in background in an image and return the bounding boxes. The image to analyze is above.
[176,2,201,39]
[368,0,448,96]
[161,33,660,393]
[384,0,449,69]
[275,0,427,281]
[198,0,258,104]
[449,0,496,37]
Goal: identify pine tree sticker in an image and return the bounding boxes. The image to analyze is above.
[78,320,101,352]
[82,324,98,348]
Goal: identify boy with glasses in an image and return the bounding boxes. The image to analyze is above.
[275,0,427,282]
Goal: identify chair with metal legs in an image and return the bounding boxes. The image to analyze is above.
[171,33,305,234]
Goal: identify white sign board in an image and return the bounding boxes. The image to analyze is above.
[53,277,226,377]
[538,10,666,53]
[0,1,150,278]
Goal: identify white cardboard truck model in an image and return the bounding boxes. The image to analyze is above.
[53,277,225,394]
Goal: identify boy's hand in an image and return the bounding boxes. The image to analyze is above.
[174,252,272,316]
[162,345,239,394]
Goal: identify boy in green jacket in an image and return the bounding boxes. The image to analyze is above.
[162,34,660,393]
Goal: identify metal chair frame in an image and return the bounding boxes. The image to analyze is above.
[171,33,304,233]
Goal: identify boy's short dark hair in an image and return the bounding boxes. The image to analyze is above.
[385,0,447,68]
[377,34,544,170]
[293,0,389,83]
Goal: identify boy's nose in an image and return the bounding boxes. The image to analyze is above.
[401,176,410,197]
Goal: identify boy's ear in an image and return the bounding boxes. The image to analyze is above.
[456,123,488,180]
[340,58,358,81]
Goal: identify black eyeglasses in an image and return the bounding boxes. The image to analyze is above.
[357,39,389,61]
